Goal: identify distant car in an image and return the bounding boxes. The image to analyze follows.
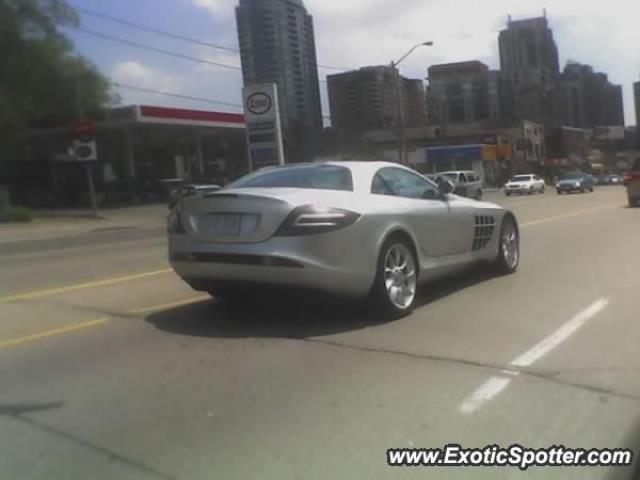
[436,171,483,200]
[596,174,609,185]
[169,162,519,318]
[606,174,624,185]
[169,184,222,208]
[625,158,640,207]
[556,173,594,194]
[504,174,545,196]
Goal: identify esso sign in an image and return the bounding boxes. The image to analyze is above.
[247,92,272,115]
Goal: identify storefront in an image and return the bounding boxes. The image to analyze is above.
[11,105,247,206]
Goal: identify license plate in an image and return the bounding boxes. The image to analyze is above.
[199,214,241,236]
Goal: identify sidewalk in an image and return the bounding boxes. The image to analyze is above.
[0,203,168,243]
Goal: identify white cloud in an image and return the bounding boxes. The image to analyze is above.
[186,0,640,123]
[112,61,180,91]
[192,0,236,18]
[306,0,640,124]
[110,59,244,111]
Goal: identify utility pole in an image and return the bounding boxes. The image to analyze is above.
[392,61,406,164]
[74,76,98,217]
[390,41,434,165]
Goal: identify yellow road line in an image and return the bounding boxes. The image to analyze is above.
[128,296,209,315]
[0,269,173,303]
[520,204,621,228]
[0,318,109,349]
[0,296,209,350]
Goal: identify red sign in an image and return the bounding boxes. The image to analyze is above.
[72,121,95,135]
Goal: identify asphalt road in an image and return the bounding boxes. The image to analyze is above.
[1,186,639,480]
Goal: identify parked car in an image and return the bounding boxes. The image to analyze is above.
[169,162,519,318]
[625,158,640,207]
[556,173,594,194]
[503,174,545,196]
[436,171,483,200]
[596,174,609,185]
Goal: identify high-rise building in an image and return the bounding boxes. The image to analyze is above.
[327,65,425,137]
[499,16,561,126]
[426,61,504,125]
[235,0,322,158]
[560,62,624,128]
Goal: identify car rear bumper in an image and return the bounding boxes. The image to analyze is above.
[169,233,376,298]
[557,185,583,192]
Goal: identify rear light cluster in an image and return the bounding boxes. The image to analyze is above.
[624,173,640,185]
[275,205,361,237]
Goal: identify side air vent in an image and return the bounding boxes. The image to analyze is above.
[473,215,496,251]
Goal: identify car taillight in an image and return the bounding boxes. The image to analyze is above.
[275,205,361,236]
[168,209,186,234]
[624,173,640,184]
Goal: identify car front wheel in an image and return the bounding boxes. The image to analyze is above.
[492,215,519,275]
[371,236,418,319]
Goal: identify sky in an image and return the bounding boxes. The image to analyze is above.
[63,0,640,126]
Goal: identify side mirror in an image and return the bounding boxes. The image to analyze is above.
[438,179,455,195]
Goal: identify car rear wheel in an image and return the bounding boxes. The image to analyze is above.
[492,215,519,275]
[370,237,418,319]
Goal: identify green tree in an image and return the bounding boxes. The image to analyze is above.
[0,0,112,160]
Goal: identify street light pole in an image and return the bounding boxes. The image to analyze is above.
[391,41,433,165]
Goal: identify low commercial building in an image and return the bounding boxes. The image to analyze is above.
[8,105,247,206]
[362,119,543,185]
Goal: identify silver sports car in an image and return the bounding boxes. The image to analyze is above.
[168,161,519,317]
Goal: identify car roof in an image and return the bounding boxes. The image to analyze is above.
[244,161,420,193]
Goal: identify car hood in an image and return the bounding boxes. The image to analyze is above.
[450,194,503,211]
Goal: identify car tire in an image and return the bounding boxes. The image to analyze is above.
[540,186,546,194]
[476,190,483,200]
[492,215,519,275]
[505,191,511,197]
[370,235,418,319]
[557,190,562,195]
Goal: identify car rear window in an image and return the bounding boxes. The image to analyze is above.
[228,165,354,191]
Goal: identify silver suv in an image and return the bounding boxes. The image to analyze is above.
[436,171,483,200]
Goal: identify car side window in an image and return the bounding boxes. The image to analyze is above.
[459,173,468,183]
[375,167,440,200]
[371,173,394,195]
[467,173,477,182]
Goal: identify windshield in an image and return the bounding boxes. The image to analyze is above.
[560,174,584,180]
[511,176,532,182]
[228,165,353,191]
